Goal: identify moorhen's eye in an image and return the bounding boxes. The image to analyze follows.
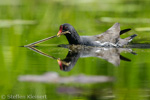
[64,26,68,30]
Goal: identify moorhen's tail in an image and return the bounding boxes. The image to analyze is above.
[120,55,131,62]
[126,34,137,42]
[118,34,137,46]
[130,34,137,39]
[120,29,131,35]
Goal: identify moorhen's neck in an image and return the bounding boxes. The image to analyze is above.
[64,28,82,45]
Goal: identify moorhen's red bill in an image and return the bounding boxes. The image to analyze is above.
[57,23,137,47]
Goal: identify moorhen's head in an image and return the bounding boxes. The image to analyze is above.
[57,23,72,37]
[57,23,81,45]
[57,58,72,71]
[56,48,81,71]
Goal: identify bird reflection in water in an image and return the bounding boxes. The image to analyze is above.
[26,45,136,71]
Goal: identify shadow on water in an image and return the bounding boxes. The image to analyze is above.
[19,44,150,100]
[24,44,138,72]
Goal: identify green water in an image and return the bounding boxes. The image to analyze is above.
[0,0,150,100]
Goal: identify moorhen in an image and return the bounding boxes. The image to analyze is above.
[26,45,135,72]
[57,23,137,47]
[57,45,134,71]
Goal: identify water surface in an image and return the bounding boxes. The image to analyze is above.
[0,0,150,100]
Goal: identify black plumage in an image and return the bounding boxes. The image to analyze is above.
[57,23,137,47]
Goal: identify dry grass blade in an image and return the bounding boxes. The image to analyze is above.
[25,35,57,47]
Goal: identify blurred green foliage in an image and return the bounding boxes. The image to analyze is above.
[0,0,150,100]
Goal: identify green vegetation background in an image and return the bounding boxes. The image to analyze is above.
[0,0,150,100]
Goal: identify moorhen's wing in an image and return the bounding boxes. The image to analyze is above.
[92,48,121,66]
[93,23,120,44]
[72,46,121,66]
[78,47,134,66]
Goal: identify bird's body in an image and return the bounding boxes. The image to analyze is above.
[57,23,137,47]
